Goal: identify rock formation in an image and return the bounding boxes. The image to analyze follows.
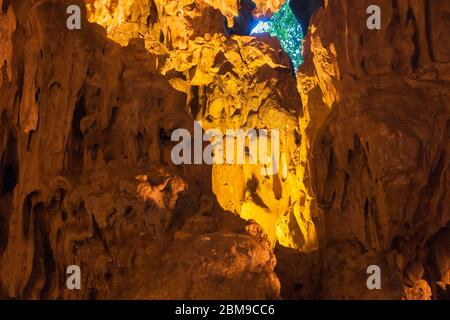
[296,0,450,299]
[0,0,448,300]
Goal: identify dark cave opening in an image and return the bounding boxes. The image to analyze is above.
[1,132,19,195]
[0,112,19,254]
[1,164,17,195]
[68,94,87,174]
[225,0,256,36]
[289,0,324,36]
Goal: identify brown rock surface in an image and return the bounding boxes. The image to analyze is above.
[0,0,449,300]
[297,0,450,299]
[0,0,280,299]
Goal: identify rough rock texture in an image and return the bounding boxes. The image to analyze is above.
[84,0,286,49]
[295,0,450,299]
[0,0,449,300]
[162,33,319,252]
[85,0,226,50]
[0,0,280,299]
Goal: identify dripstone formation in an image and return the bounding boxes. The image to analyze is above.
[0,0,448,300]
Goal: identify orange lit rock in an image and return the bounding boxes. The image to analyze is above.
[0,0,449,301]
[0,0,280,299]
[297,0,450,300]
[85,0,285,49]
[162,33,319,251]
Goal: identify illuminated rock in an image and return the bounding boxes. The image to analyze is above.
[0,0,449,300]
[0,0,282,299]
[297,0,450,299]
[163,33,318,251]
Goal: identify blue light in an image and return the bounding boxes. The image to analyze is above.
[251,21,270,34]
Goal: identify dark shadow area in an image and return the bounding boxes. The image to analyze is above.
[225,0,256,35]
[289,0,324,36]
[1,133,18,195]
[424,222,450,300]
[0,112,18,254]
[2,163,18,195]
[1,0,10,14]
[68,93,86,174]
[274,243,321,299]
